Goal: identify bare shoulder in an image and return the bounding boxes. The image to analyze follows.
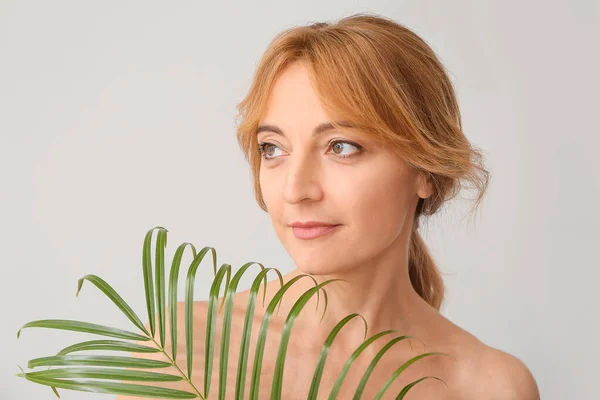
[454,344,541,400]
[413,313,540,400]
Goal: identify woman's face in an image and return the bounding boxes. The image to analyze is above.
[257,62,431,275]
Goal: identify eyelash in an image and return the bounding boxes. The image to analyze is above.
[257,140,363,161]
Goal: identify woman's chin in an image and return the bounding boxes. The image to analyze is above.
[294,263,343,277]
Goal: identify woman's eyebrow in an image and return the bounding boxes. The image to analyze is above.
[256,121,354,137]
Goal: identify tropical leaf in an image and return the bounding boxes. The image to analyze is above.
[76,274,150,337]
[16,363,197,399]
[17,320,150,342]
[56,340,162,356]
[16,366,184,382]
[16,226,451,399]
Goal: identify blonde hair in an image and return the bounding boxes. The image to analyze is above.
[234,12,490,311]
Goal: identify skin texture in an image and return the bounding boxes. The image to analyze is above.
[117,61,540,399]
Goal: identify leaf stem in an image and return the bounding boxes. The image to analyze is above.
[148,336,206,400]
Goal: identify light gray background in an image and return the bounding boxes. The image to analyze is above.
[2,1,598,399]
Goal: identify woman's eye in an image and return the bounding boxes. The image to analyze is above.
[329,141,361,158]
[258,142,284,159]
[258,140,362,161]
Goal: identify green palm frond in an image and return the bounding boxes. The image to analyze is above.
[16,226,453,399]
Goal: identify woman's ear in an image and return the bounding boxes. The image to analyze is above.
[416,171,433,199]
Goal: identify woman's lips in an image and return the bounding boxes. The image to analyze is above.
[291,224,340,240]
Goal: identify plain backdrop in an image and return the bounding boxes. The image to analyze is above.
[1,1,598,399]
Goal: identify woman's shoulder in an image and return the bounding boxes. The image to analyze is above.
[455,344,540,399]
[434,318,540,399]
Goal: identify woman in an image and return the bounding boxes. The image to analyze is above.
[121,12,540,399]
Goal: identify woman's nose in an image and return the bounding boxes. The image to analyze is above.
[282,153,324,205]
